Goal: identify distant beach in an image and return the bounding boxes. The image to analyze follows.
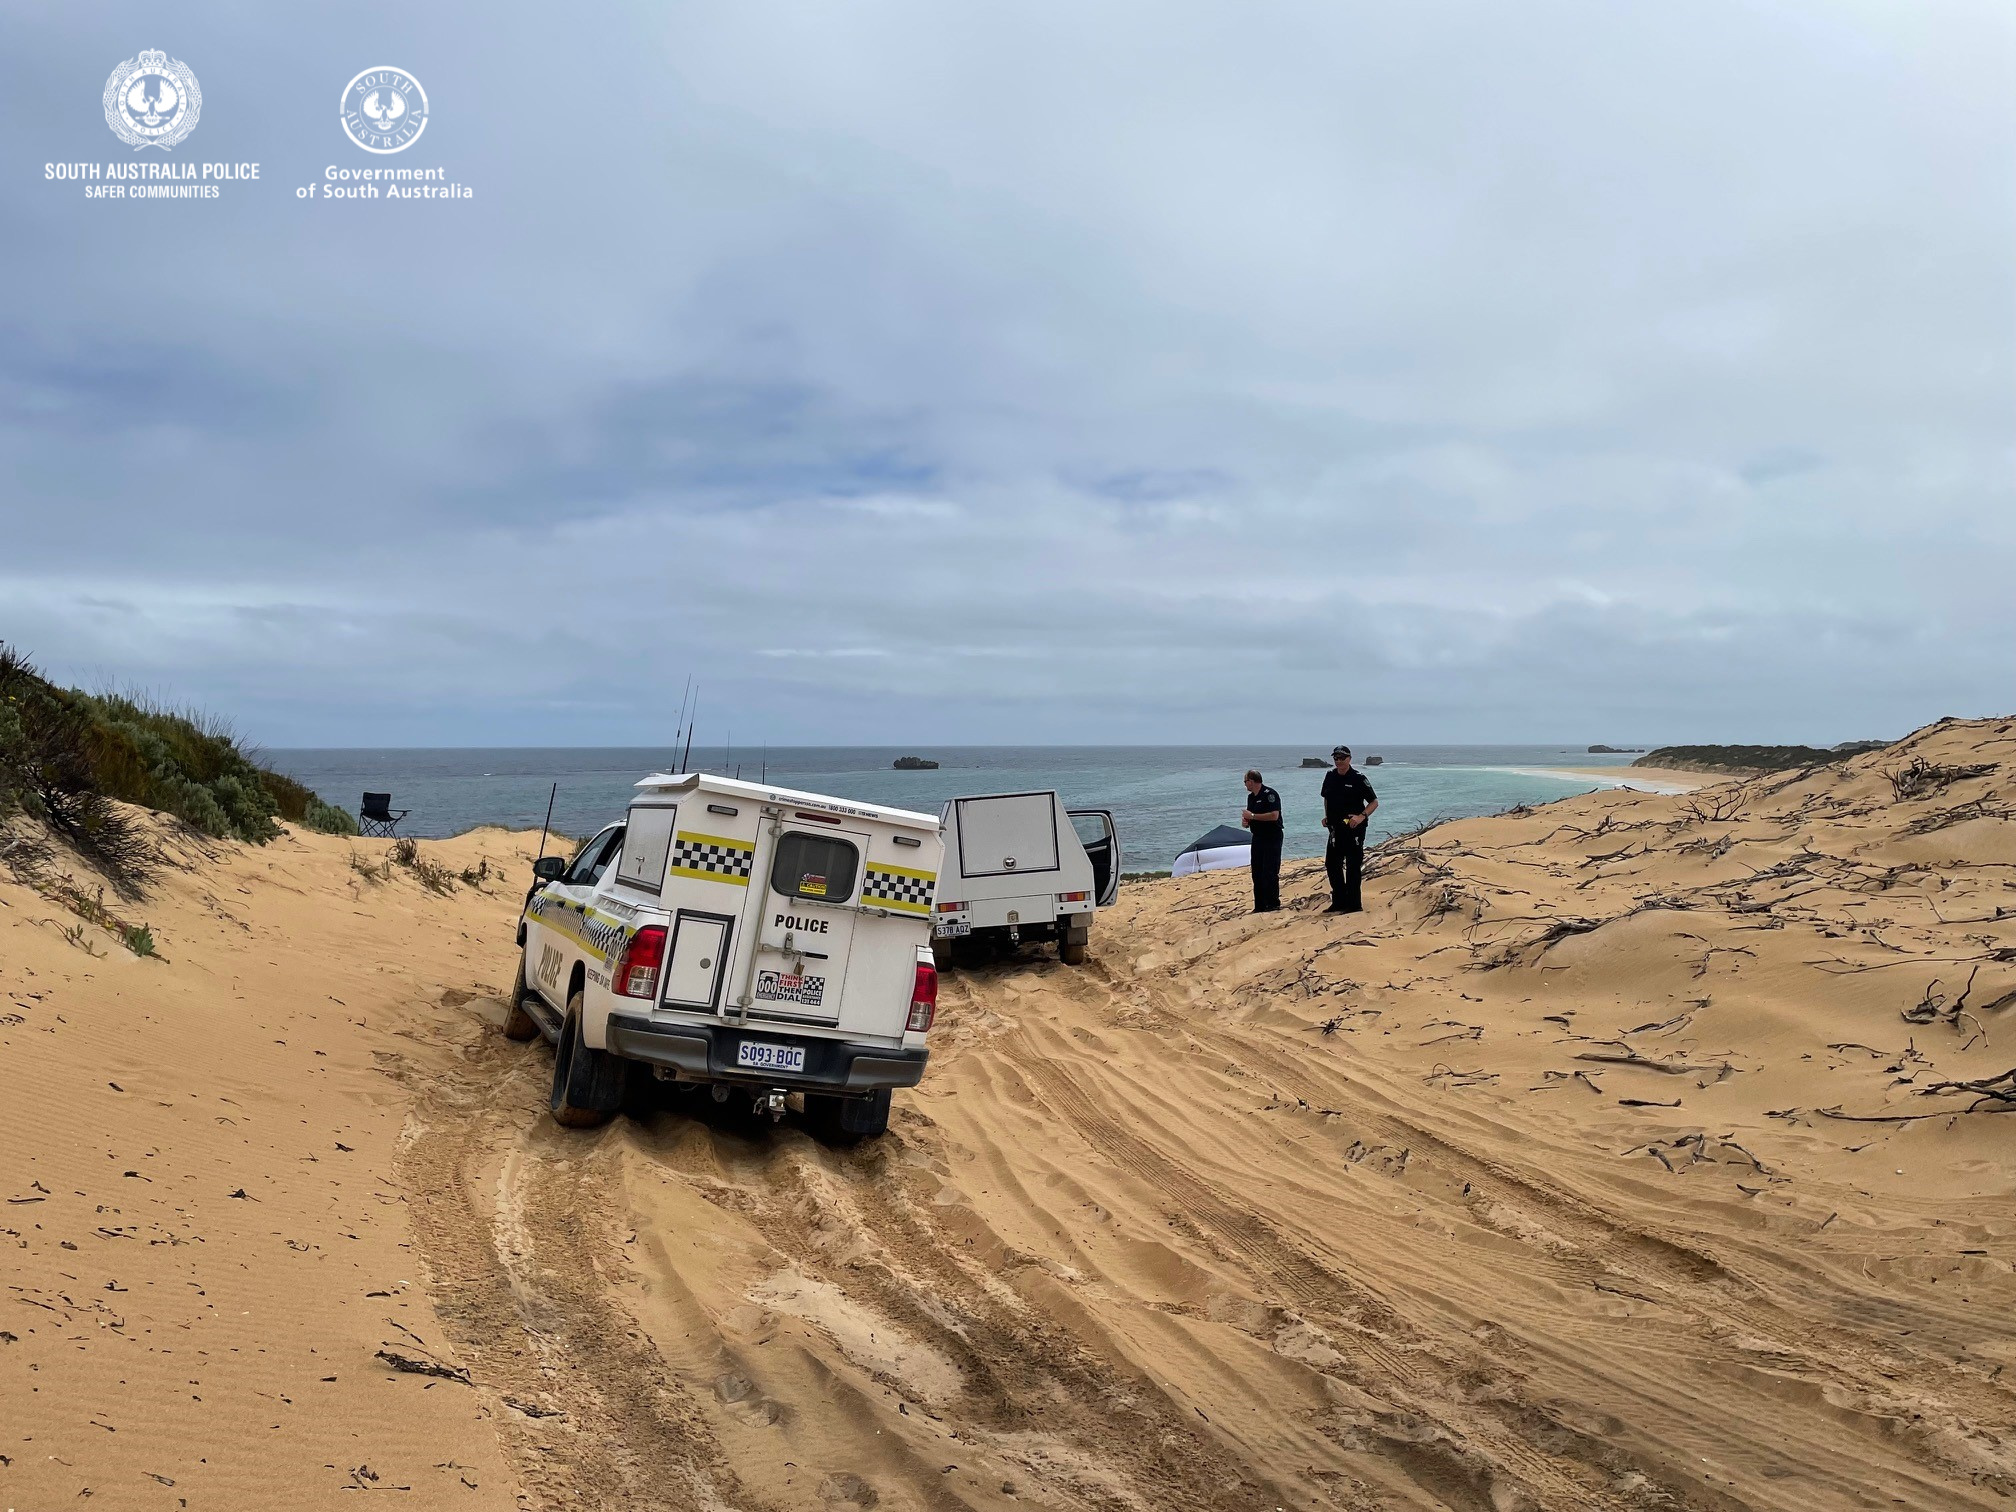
[1487,764,1708,795]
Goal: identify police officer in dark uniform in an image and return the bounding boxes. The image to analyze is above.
[1241,769,1283,912]
[1319,745,1378,913]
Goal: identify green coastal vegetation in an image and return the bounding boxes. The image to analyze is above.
[0,643,356,891]
[1635,740,1888,775]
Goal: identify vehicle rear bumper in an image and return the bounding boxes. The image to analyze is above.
[961,899,1063,930]
[604,1013,928,1092]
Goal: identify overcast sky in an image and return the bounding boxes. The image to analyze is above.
[3,1,2011,747]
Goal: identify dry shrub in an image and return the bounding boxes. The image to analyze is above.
[384,835,456,894]
[1887,756,1995,803]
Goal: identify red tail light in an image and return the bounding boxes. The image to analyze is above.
[906,959,938,1033]
[617,925,667,999]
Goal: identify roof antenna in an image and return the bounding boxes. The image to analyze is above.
[671,676,692,771]
[680,689,697,775]
[760,742,767,784]
[533,781,558,863]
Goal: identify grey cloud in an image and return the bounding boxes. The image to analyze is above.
[1,0,2009,746]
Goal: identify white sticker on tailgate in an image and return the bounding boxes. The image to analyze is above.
[755,970,825,1007]
[736,1040,806,1073]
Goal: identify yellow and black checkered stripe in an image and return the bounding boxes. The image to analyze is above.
[863,862,936,915]
[526,893,631,964]
[670,831,755,886]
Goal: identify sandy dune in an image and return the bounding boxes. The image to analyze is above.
[6,718,2016,1510]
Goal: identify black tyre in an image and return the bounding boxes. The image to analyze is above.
[621,1064,666,1119]
[549,989,627,1129]
[938,933,989,970]
[1059,925,1090,965]
[805,1089,891,1143]
[502,960,540,1041]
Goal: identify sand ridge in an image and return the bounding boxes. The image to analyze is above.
[5,718,2016,1510]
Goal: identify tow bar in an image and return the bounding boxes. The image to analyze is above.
[712,1084,789,1121]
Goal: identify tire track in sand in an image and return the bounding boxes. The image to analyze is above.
[1178,1016,2016,1505]
[1024,953,2016,1510]
[395,1030,775,1512]
[674,1114,1308,1512]
[996,1037,1645,1512]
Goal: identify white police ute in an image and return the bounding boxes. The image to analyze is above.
[504,772,944,1139]
[930,791,1119,965]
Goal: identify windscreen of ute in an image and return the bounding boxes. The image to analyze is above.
[770,832,859,903]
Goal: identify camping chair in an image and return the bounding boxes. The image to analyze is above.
[358,793,410,838]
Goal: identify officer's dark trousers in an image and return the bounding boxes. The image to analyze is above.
[1326,823,1366,910]
[1250,827,1282,911]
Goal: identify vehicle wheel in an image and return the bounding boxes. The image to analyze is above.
[804,1089,891,1142]
[621,1067,665,1119]
[936,934,985,969]
[843,1088,893,1138]
[802,1093,841,1141]
[502,960,540,1041]
[1059,924,1090,965]
[549,990,627,1128]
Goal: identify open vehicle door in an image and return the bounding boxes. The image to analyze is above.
[1068,810,1121,907]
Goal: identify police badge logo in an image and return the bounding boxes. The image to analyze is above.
[340,67,429,154]
[103,50,201,151]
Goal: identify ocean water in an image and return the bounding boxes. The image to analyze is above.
[266,745,1649,869]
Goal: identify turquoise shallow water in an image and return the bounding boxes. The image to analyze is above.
[267,744,1647,868]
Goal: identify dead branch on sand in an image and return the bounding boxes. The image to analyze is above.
[1887,757,1997,803]
[1467,913,1611,968]
[1418,1024,1483,1046]
[1621,1132,1776,1174]
[1672,832,1735,859]
[1425,1064,1497,1089]
[1574,1044,1733,1078]
[1680,790,1747,825]
[375,1350,472,1384]
[1900,966,1991,1049]
[1809,946,2016,975]
[1813,1106,1956,1124]
[1899,798,2016,837]
[1681,940,1757,978]
[1917,1068,2016,1113]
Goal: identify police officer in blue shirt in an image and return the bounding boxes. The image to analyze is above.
[1241,769,1283,912]
[1320,745,1378,913]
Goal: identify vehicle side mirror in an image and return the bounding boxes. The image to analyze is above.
[532,856,566,882]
